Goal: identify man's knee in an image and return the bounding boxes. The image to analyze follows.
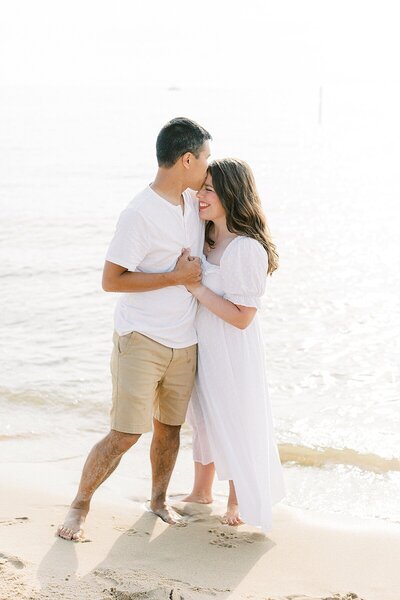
[108,429,141,454]
[153,419,181,432]
[153,419,181,442]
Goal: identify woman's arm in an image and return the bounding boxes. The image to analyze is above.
[189,284,256,330]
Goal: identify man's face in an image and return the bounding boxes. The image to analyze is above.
[189,141,211,190]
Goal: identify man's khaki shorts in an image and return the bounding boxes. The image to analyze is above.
[110,331,197,434]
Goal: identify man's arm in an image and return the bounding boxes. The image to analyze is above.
[102,249,202,292]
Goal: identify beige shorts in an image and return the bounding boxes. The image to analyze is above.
[110,331,197,434]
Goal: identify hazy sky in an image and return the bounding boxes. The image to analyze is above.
[1,0,399,88]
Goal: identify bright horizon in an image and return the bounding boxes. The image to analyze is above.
[1,0,399,88]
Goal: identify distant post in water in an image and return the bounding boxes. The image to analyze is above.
[318,85,323,125]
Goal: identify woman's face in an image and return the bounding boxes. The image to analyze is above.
[196,173,226,221]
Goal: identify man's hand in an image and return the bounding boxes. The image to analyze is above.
[173,248,202,286]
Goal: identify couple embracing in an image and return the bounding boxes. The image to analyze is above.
[58,117,285,541]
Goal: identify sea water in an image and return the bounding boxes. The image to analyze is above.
[1,83,399,522]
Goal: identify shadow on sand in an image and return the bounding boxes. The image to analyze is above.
[38,502,274,599]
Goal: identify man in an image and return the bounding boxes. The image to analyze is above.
[58,117,211,540]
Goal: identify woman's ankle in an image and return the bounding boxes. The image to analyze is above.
[183,490,213,503]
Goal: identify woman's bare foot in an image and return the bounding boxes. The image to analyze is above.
[182,493,213,504]
[57,507,88,541]
[221,503,244,526]
[184,462,215,505]
[150,502,182,524]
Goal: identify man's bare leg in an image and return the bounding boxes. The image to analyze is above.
[57,430,140,540]
[150,418,182,524]
[222,480,244,526]
[183,461,215,504]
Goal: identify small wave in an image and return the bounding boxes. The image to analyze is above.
[0,386,108,446]
[0,432,42,442]
[0,386,59,408]
[0,386,104,414]
[279,443,400,473]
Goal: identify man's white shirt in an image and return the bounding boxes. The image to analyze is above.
[106,186,204,348]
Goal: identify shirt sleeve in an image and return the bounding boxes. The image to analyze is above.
[105,207,150,271]
[220,237,268,308]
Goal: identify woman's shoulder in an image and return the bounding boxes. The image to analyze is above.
[220,236,268,294]
[221,236,268,281]
[224,236,266,260]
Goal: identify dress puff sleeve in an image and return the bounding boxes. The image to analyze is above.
[220,236,268,308]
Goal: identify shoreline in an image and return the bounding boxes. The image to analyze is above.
[1,453,400,600]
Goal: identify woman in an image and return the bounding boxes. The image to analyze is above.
[184,158,285,532]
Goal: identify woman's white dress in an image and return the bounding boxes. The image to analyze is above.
[187,236,285,532]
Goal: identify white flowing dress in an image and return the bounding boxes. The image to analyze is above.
[187,236,285,532]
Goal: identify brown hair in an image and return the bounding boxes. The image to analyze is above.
[205,158,279,275]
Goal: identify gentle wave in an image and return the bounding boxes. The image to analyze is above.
[0,386,64,408]
[279,443,400,473]
[0,432,42,442]
[0,386,104,413]
[2,387,399,473]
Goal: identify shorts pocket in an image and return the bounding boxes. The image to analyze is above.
[117,331,137,354]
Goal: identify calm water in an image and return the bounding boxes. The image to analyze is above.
[1,84,399,522]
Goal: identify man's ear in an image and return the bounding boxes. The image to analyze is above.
[181,152,192,170]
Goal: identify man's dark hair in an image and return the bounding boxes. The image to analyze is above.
[156,117,212,167]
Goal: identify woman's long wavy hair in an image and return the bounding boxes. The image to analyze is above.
[205,158,279,275]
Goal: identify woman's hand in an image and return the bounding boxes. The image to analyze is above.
[186,281,204,294]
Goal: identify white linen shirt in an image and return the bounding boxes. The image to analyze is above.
[105,185,204,348]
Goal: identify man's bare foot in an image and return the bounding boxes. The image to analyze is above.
[221,504,244,526]
[182,493,213,504]
[57,507,88,541]
[150,503,182,524]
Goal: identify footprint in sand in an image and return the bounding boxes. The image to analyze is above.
[95,568,193,599]
[208,528,241,548]
[208,527,266,548]
[324,594,365,600]
[0,552,26,570]
[113,526,141,536]
[96,568,230,600]
[0,516,29,526]
[106,586,187,599]
[128,495,150,504]
[284,594,365,600]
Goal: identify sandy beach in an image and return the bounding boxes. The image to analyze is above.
[1,434,400,600]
